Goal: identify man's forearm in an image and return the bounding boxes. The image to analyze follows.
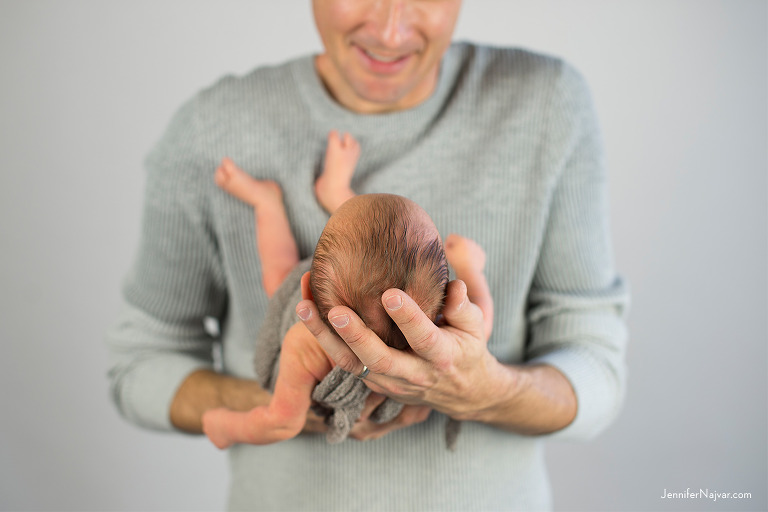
[463,363,578,436]
[170,369,272,434]
[170,368,330,435]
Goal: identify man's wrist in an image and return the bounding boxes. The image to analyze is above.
[454,356,521,423]
[454,362,577,436]
[219,374,271,412]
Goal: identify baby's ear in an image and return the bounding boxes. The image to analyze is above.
[300,271,314,301]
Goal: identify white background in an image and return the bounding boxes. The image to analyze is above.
[0,1,765,510]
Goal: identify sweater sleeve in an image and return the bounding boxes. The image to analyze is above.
[524,63,630,441]
[106,96,227,432]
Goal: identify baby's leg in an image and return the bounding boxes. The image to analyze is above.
[215,158,299,297]
[314,131,360,214]
[444,234,494,342]
[202,323,333,448]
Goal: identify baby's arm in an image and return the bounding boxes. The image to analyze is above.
[314,131,360,214]
[444,234,494,341]
[202,322,334,448]
[215,158,299,297]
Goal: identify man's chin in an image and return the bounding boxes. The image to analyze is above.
[352,82,422,111]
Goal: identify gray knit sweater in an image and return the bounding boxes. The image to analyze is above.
[107,42,629,511]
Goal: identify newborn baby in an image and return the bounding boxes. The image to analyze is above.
[202,132,493,450]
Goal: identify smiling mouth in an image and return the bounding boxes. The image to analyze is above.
[362,48,407,63]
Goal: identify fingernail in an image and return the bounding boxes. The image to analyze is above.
[384,294,402,310]
[297,307,311,321]
[330,314,349,328]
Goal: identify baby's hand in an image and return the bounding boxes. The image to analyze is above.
[202,407,237,450]
[444,234,493,342]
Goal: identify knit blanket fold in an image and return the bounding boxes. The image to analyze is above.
[310,366,404,443]
[253,258,458,449]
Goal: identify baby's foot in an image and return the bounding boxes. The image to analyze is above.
[315,131,359,213]
[444,234,486,278]
[215,158,283,212]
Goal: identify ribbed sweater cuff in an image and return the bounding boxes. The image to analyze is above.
[529,348,619,441]
[123,355,212,432]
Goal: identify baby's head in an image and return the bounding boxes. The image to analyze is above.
[310,194,448,350]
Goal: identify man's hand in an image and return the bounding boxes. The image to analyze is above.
[348,392,432,441]
[297,278,510,421]
[296,276,578,435]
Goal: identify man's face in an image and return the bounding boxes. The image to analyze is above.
[312,0,462,114]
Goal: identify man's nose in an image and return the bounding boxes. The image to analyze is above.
[371,0,412,48]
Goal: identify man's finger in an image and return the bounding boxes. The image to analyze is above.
[357,392,387,422]
[325,304,419,379]
[380,288,446,363]
[295,299,361,373]
[441,280,486,343]
[349,405,432,441]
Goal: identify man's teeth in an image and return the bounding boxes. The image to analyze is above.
[364,50,402,63]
